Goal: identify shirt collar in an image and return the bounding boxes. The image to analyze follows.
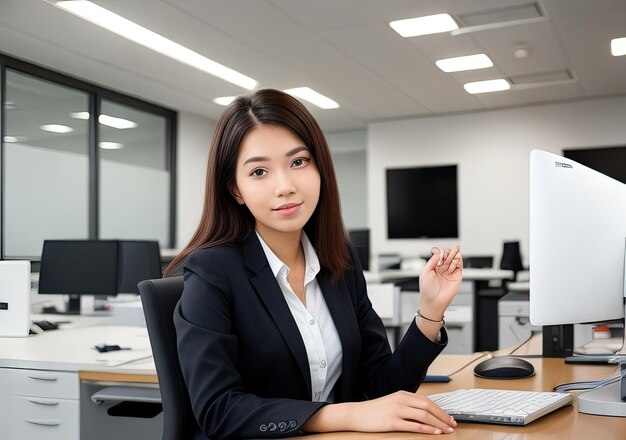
[256,230,320,281]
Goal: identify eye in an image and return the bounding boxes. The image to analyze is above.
[291,157,310,168]
[250,168,267,177]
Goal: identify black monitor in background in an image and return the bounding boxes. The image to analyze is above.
[386,165,458,239]
[118,240,162,294]
[563,146,626,184]
[39,240,119,314]
[348,229,370,271]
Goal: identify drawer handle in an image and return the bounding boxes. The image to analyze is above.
[22,418,61,427]
[446,324,464,330]
[27,398,60,406]
[27,375,59,382]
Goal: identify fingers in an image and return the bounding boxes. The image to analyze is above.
[447,253,463,275]
[408,395,457,428]
[426,246,463,275]
[398,407,455,434]
[393,419,447,435]
[424,248,441,271]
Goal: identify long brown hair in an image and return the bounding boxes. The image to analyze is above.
[164,89,350,281]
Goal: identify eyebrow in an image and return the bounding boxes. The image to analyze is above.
[242,146,310,166]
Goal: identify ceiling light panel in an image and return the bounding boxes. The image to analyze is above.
[464,79,510,94]
[283,87,339,109]
[213,96,237,106]
[389,13,458,37]
[611,37,626,56]
[436,54,493,72]
[53,1,257,90]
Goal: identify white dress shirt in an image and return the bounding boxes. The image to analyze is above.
[256,231,343,403]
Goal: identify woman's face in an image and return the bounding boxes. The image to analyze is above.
[233,124,321,239]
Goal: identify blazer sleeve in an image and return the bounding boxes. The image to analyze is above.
[174,251,325,439]
[347,245,448,399]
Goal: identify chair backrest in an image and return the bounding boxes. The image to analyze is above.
[138,276,195,440]
[500,241,524,274]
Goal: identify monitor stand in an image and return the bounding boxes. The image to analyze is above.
[577,258,626,417]
[61,295,81,315]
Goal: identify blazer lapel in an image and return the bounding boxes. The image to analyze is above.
[242,234,312,398]
[317,270,359,400]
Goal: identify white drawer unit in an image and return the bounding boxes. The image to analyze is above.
[0,368,79,440]
[0,367,79,399]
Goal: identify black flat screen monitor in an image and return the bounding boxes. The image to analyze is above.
[386,165,458,239]
[118,240,162,294]
[39,240,119,314]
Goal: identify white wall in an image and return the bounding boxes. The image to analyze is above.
[368,96,626,265]
[176,111,215,248]
[326,130,368,230]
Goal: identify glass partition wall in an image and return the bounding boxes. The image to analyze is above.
[0,54,176,260]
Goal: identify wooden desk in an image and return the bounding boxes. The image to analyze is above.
[305,337,626,439]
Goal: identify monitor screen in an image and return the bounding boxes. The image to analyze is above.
[39,240,119,296]
[529,150,626,326]
[386,165,458,239]
[118,240,162,293]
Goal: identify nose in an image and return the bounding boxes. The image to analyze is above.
[274,170,296,197]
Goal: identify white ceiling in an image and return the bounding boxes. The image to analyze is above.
[1,0,625,133]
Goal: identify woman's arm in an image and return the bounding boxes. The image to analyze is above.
[346,244,448,398]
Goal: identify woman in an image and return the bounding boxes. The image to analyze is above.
[167,89,462,439]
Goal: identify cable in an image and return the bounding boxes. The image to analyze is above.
[508,332,535,356]
[448,351,492,377]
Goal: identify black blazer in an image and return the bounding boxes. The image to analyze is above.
[174,233,447,439]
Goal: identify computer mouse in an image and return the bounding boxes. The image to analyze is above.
[473,356,535,379]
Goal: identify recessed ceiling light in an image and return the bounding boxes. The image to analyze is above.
[40,124,74,133]
[69,111,90,119]
[389,13,458,37]
[611,37,626,56]
[436,54,493,72]
[464,79,511,94]
[53,1,257,90]
[99,141,124,150]
[3,136,27,143]
[283,87,339,109]
[98,114,138,129]
[213,96,237,106]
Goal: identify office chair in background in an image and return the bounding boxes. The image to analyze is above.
[500,241,525,281]
[139,276,196,440]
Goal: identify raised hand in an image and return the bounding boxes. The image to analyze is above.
[418,245,463,328]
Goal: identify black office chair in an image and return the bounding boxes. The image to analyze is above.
[500,241,525,281]
[139,276,196,440]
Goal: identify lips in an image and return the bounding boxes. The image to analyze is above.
[273,202,302,211]
[272,202,303,216]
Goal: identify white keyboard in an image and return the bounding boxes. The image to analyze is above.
[429,388,573,425]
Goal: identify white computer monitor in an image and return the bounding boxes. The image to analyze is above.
[529,149,626,326]
[529,149,626,418]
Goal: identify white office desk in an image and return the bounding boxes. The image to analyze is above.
[0,316,159,440]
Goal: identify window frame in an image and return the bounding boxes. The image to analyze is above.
[0,52,177,259]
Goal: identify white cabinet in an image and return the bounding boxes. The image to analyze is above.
[0,368,79,440]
